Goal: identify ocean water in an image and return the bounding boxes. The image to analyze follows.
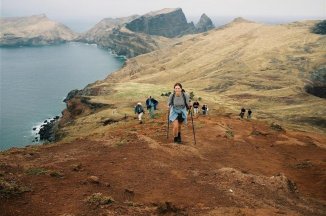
[0,42,124,151]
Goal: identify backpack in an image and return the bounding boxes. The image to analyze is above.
[169,92,189,110]
[135,105,144,113]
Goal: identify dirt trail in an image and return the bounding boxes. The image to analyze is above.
[1,113,325,216]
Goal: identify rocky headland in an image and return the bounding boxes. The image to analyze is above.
[0,14,77,47]
[78,8,215,57]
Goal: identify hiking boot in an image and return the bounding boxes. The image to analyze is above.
[174,137,178,143]
[139,120,143,124]
[177,132,182,144]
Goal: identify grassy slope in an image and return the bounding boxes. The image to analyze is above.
[59,20,326,140]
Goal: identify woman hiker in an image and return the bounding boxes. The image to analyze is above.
[167,83,190,144]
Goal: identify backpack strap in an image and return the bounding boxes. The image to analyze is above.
[182,92,189,110]
[169,92,189,110]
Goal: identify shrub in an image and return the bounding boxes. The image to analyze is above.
[0,178,30,198]
[25,167,48,176]
[311,20,326,35]
[189,91,195,100]
[86,193,115,205]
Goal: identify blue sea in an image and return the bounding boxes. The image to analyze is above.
[0,42,125,151]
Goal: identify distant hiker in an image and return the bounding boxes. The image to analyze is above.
[202,104,208,115]
[239,107,246,119]
[152,97,159,110]
[146,96,156,118]
[247,109,252,119]
[168,83,190,144]
[193,100,200,114]
[134,102,145,124]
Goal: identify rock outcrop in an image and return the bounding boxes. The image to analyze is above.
[0,14,77,47]
[311,20,326,35]
[305,66,326,98]
[196,13,214,33]
[125,8,196,37]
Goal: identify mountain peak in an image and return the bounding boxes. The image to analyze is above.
[196,13,214,32]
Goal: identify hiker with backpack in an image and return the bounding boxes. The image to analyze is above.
[239,107,246,119]
[167,83,190,144]
[202,104,208,115]
[247,109,252,119]
[146,96,156,118]
[193,100,200,115]
[134,102,145,124]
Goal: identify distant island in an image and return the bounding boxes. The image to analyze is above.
[0,14,77,47]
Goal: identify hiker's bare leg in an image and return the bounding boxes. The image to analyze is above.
[173,120,179,137]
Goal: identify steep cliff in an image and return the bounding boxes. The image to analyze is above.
[0,14,77,47]
[125,8,196,37]
[196,13,215,33]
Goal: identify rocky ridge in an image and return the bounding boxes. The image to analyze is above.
[79,8,215,57]
[125,8,196,37]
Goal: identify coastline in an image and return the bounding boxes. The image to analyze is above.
[0,43,125,151]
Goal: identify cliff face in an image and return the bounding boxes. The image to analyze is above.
[125,8,196,37]
[79,8,215,58]
[196,13,214,33]
[0,14,77,47]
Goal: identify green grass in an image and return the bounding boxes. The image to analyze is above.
[25,167,49,176]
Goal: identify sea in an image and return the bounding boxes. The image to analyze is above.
[0,42,125,151]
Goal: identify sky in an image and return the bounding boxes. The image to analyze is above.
[1,0,325,32]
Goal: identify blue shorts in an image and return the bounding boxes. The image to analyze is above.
[169,107,187,124]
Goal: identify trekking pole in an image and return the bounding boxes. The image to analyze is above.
[190,110,197,145]
[167,107,170,140]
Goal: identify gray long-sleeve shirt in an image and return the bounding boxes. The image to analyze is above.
[168,92,190,109]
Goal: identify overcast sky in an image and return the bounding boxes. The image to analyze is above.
[1,0,325,31]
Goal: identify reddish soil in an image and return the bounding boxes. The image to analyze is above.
[1,113,325,216]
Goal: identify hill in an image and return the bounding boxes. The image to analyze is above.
[91,18,325,133]
[0,14,77,47]
[1,112,325,215]
[1,18,326,216]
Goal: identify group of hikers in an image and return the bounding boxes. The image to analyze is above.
[134,95,209,125]
[239,107,252,119]
[134,82,253,144]
[133,83,195,144]
[134,96,159,124]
